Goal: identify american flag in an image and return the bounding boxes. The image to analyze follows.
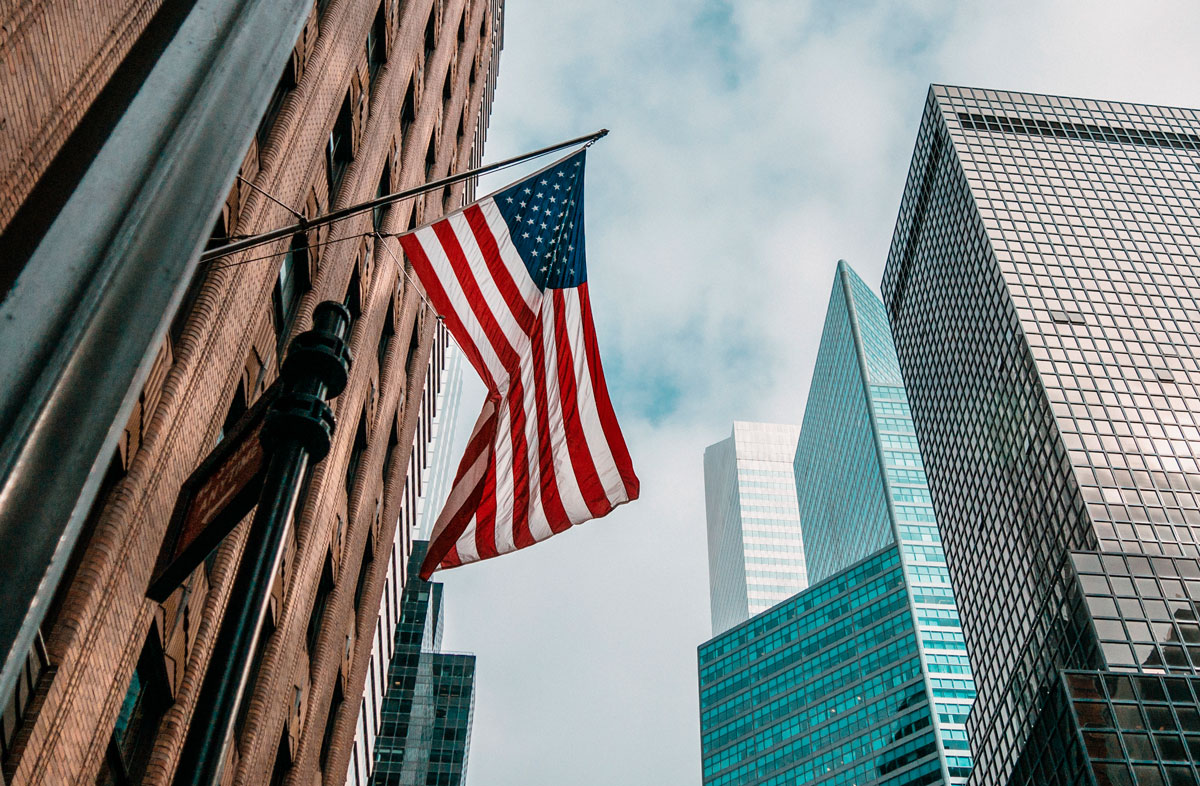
[399,149,639,578]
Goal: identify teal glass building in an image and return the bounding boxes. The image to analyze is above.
[697,262,974,785]
[371,542,475,786]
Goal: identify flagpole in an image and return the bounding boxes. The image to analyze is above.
[200,129,609,264]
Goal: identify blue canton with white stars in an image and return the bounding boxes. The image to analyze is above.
[494,149,587,291]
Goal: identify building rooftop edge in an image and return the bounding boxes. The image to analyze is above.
[928,82,1200,116]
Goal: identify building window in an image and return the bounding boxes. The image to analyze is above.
[217,386,247,445]
[405,320,421,375]
[326,92,354,199]
[306,559,335,658]
[382,417,400,486]
[423,12,436,62]
[373,162,391,233]
[273,233,308,350]
[256,58,296,160]
[400,81,416,143]
[425,137,437,182]
[0,632,50,774]
[268,732,291,786]
[319,680,344,771]
[346,417,368,497]
[354,533,375,613]
[96,631,171,786]
[367,4,386,88]
[377,300,395,372]
[343,266,361,323]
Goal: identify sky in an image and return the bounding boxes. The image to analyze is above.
[433,2,1200,784]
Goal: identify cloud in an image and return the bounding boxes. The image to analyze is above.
[439,2,1200,785]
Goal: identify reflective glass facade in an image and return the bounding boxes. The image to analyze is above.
[881,86,1200,785]
[370,542,475,786]
[698,547,960,786]
[705,422,808,634]
[794,261,974,781]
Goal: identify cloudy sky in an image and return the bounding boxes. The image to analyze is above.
[434,2,1200,784]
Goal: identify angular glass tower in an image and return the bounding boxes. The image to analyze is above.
[697,263,974,786]
[370,542,476,786]
[704,422,807,634]
[882,86,1200,786]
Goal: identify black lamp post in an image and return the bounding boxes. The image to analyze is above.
[171,301,352,786]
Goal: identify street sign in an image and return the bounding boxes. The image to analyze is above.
[147,381,281,602]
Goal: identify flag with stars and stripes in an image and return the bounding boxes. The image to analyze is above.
[399,149,639,578]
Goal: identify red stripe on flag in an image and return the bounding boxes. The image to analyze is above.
[551,290,612,519]
[421,472,486,579]
[473,445,500,560]
[576,283,640,500]
[440,543,462,571]
[465,205,537,337]
[399,233,497,391]
[420,401,498,578]
[527,309,571,534]
[455,404,498,485]
[504,374,535,549]
[432,221,520,377]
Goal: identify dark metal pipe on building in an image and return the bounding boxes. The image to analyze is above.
[0,0,316,712]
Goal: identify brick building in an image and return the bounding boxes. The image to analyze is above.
[0,0,502,784]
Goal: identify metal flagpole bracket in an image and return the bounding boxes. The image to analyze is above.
[200,128,611,264]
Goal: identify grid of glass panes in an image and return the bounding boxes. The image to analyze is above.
[872,380,973,781]
[881,85,1200,786]
[1064,670,1200,786]
[698,546,946,786]
[1073,551,1200,673]
[369,543,475,786]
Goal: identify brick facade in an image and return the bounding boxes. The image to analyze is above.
[0,0,502,783]
[0,0,164,230]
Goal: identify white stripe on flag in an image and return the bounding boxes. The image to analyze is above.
[516,354,554,543]
[454,514,480,565]
[558,290,629,505]
[539,294,591,524]
[445,211,531,366]
[490,389,518,555]
[412,224,508,388]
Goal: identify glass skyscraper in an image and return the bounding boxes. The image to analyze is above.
[700,547,955,786]
[370,541,476,786]
[697,263,973,786]
[705,422,808,634]
[882,85,1200,785]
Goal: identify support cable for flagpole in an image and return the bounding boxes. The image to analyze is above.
[200,129,608,264]
[375,231,439,314]
[236,174,306,221]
